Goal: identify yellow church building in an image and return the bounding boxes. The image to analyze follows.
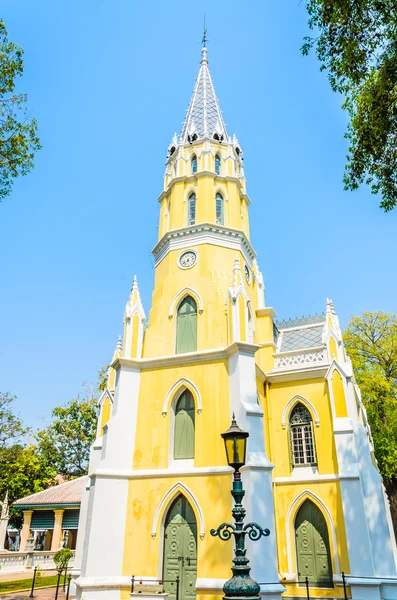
[74,45,397,600]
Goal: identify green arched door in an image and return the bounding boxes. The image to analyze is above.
[295,499,333,585]
[163,495,197,600]
[176,296,197,354]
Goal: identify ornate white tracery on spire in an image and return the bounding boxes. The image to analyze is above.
[180,46,228,144]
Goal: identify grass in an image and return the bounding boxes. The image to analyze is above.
[0,573,60,593]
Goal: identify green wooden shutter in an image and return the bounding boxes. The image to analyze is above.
[62,509,80,529]
[176,297,197,354]
[31,510,55,530]
[174,391,195,459]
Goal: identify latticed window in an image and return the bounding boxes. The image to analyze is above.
[215,154,221,175]
[191,154,197,174]
[289,403,316,466]
[216,192,224,225]
[188,193,196,226]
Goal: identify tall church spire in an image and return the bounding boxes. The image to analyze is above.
[180,46,228,144]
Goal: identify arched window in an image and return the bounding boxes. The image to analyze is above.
[289,403,316,466]
[295,499,332,584]
[247,304,253,343]
[215,192,224,225]
[187,193,196,226]
[215,154,221,175]
[176,296,197,354]
[191,154,197,174]
[174,390,195,459]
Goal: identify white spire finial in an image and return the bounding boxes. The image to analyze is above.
[326,298,335,314]
[116,335,122,351]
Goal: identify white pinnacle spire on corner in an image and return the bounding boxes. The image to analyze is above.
[180,46,228,144]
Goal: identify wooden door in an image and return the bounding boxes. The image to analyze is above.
[164,496,197,600]
[176,297,197,354]
[295,500,332,585]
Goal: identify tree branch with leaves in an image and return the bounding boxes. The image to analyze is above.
[0,19,41,201]
[304,1,397,210]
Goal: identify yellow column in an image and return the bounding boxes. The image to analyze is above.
[20,510,33,551]
[51,509,64,551]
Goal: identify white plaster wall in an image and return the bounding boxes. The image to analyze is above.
[355,422,397,575]
[101,365,141,470]
[81,476,129,578]
[334,421,375,575]
[228,348,283,598]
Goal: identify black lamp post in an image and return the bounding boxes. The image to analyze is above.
[211,414,270,599]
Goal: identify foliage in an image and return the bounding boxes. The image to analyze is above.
[0,391,29,448]
[0,19,41,201]
[53,548,73,572]
[344,312,397,479]
[344,312,397,532]
[36,396,99,478]
[0,394,55,527]
[1,444,57,528]
[303,1,397,210]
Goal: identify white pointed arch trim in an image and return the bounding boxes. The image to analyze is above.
[281,395,320,429]
[151,481,205,540]
[97,388,114,408]
[285,489,340,576]
[184,185,198,203]
[214,185,229,201]
[168,287,204,319]
[162,377,202,416]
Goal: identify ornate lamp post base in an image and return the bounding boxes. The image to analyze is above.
[223,572,260,599]
[211,416,270,599]
[211,473,269,599]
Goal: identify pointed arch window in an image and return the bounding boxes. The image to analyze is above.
[174,390,195,459]
[187,193,196,226]
[215,154,221,175]
[191,154,197,174]
[215,192,224,225]
[289,403,316,466]
[295,499,332,584]
[176,296,197,354]
[247,303,253,343]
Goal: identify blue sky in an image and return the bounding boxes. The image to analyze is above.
[1,1,396,429]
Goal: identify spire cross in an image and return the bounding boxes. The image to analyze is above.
[202,16,207,48]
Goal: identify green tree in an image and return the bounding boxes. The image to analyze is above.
[0,393,56,527]
[36,396,99,478]
[0,19,41,201]
[303,1,397,211]
[0,392,29,447]
[344,312,397,530]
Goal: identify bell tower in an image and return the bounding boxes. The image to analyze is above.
[74,42,281,600]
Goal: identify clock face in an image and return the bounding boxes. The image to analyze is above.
[244,264,250,283]
[179,250,197,269]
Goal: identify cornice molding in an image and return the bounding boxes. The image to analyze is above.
[266,365,329,383]
[256,307,277,318]
[152,223,256,267]
[111,341,260,372]
[158,171,249,203]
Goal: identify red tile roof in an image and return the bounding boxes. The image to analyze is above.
[13,476,88,506]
